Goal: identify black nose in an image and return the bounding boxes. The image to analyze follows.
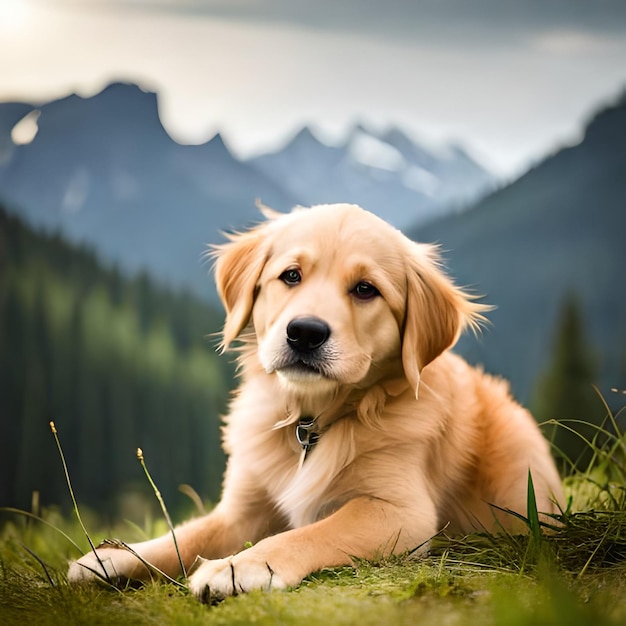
[286,317,331,353]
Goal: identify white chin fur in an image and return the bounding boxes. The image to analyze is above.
[276,369,338,394]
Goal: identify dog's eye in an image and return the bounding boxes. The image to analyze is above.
[279,268,302,286]
[351,281,380,301]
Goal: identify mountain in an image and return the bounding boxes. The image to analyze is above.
[0,82,298,299]
[247,124,494,228]
[0,82,493,300]
[412,93,626,405]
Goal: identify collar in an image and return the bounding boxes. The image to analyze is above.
[295,415,320,462]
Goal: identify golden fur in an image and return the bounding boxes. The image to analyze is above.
[69,203,563,601]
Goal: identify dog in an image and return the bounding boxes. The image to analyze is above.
[69,203,563,601]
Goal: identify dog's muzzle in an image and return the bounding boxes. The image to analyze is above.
[269,316,333,379]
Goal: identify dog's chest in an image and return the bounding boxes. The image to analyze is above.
[274,461,341,528]
[225,386,359,527]
[271,421,356,528]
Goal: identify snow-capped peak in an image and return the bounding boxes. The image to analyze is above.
[346,127,405,172]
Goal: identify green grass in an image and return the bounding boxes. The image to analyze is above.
[2,513,626,626]
[2,404,626,625]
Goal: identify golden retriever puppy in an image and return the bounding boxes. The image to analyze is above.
[69,203,563,601]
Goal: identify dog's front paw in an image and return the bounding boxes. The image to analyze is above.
[68,544,143,584]
[188,554,286,603]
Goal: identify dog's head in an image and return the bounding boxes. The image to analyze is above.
[212,204,487,398]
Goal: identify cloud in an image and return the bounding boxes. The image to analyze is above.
[48,0,626,43]
[530,29,624,55]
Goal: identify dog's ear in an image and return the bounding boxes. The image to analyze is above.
[402,243,489,398]
[212,228,268,349]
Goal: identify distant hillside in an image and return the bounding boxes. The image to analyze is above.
[248,124,493,228]
[0,205,231,517]
[0,82,492,300]
[414,93,626,405]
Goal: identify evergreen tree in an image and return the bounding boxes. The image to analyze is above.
[533,294,606,472]
[0,205,230,517]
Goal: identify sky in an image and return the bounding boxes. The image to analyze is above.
[1,0,626,177]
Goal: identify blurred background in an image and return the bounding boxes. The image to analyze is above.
[1,0,625,522]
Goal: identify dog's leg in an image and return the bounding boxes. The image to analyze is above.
[188,495,436,602]
[68,496,283,584]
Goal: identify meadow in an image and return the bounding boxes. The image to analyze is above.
[2,407,626,626]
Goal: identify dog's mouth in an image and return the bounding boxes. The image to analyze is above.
[271,353,332,380]
[280,360,325,378]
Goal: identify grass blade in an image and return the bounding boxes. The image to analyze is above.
[49,421,111,583]
[527,470,542,545]
[20,543,55,587]
[0,507,83,553]
[136,447,187,581]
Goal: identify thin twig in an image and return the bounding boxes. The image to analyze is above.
[100,539,187,589]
